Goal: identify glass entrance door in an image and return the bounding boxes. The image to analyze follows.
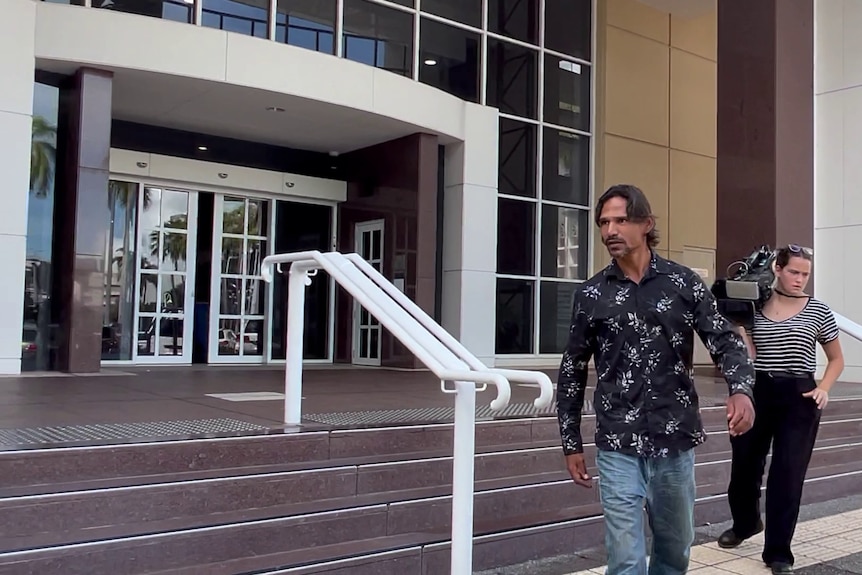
[208,195,269,363]
[134,187,198,363]
[352,220,384,366]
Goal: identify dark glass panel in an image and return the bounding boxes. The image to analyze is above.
[488,0,539,44]
[271,200,332,360]
[275,0,337,54]
[544,55,591,131]
[202,0,268,38]
[498,118,537,198]
[419,18,480,103]
[495,278,534,354]
[421,0,481,27]
[486,39,538,119]
[496,198,535,276]
[542,128,590,205]
[539,281,577,354]
[93,0,191,23]
[343,0,414,78]
[544,0,591,60]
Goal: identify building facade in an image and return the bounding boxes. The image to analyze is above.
[2,0,827,377]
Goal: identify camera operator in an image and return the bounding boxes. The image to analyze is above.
[717,245,844,575]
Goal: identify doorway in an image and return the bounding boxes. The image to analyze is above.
[207,195,269,363]
[133,187,199,363]
[352,219,384,366]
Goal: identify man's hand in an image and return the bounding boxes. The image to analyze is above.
[565,453,592,488]
[726,393,755,436]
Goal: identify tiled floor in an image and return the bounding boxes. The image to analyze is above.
[567,509,862,575]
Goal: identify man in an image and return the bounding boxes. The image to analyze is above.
[557,184,756,575]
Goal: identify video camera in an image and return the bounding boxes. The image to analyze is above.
[709,245,777,330]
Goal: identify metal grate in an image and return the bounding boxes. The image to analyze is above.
[304,402,557,427]
[0,418,268,447]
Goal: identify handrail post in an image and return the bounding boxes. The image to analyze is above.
[450,380,477,575]
[285,262,312,426]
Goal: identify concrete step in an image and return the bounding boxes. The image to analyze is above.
[3,416,861,553]
[3,462,860,575]
[4,397,862,498]
[0,436,860,574]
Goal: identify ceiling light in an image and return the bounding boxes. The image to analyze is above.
[424,59,437,66]
[266,106,286,113]
[197,146,208,151]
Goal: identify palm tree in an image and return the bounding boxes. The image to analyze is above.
[30,116,56,197]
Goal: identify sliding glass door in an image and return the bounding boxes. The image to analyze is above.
[208,195,270,363]
[134,187,199,363]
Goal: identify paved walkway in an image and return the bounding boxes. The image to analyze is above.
[567,508,862,575]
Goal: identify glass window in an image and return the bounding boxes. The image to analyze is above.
[542,128,590,206]
[420,0,481,28]
[343,0,414,78]
[22,82,60,372]
[496,279,534,354]
[102,181,140,361]
[487,39,538,120]
[544,0,591,60]
[419,18,481,103]
[540,205,589,280]
[488,0,539,44]
[93,0,191,23]
[276,0,337,54]
[497,198,535,276]
[202,0,269,38]
[498,118,537,198]
[544,55,591,132]
[539,281,577,354]
[388,0,413,6]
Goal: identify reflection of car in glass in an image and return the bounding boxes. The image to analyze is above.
[218,329,239,354]
[21,324,37,356]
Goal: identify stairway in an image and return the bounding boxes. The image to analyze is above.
[1,399,861,574]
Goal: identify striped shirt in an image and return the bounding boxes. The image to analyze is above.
[751,298,840,375]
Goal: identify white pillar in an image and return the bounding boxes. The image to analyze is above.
[0,0,36,375]
[441,103,499,367]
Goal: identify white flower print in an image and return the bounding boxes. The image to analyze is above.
[614,286,631,306]
[655,296,673,313]
[675,388,692,407]
[625,406,641,424]
[584,285,601,300]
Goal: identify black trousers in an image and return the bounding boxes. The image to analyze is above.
[727,370,821,565]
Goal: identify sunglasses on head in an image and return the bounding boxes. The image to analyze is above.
[786,244,814,256]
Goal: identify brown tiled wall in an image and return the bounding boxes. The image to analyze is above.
[335,134,439,368]
[716,0,814,278]
[53,68,113,373]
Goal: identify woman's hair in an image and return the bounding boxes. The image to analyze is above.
[594,184,659,248]
[775,244,813,269]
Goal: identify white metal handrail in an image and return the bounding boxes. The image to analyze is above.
[835,312,862,342]
[261,250,554,575]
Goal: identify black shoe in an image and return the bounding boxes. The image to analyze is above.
[770,562,793,574]
[717,519,764,549]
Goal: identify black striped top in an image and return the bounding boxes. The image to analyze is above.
[751,298,840,375]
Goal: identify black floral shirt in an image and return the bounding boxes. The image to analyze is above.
[557,252,755,458]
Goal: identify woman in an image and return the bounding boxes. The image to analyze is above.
[717,244,844,575]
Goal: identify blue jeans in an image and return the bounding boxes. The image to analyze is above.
[596,449,696,575]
